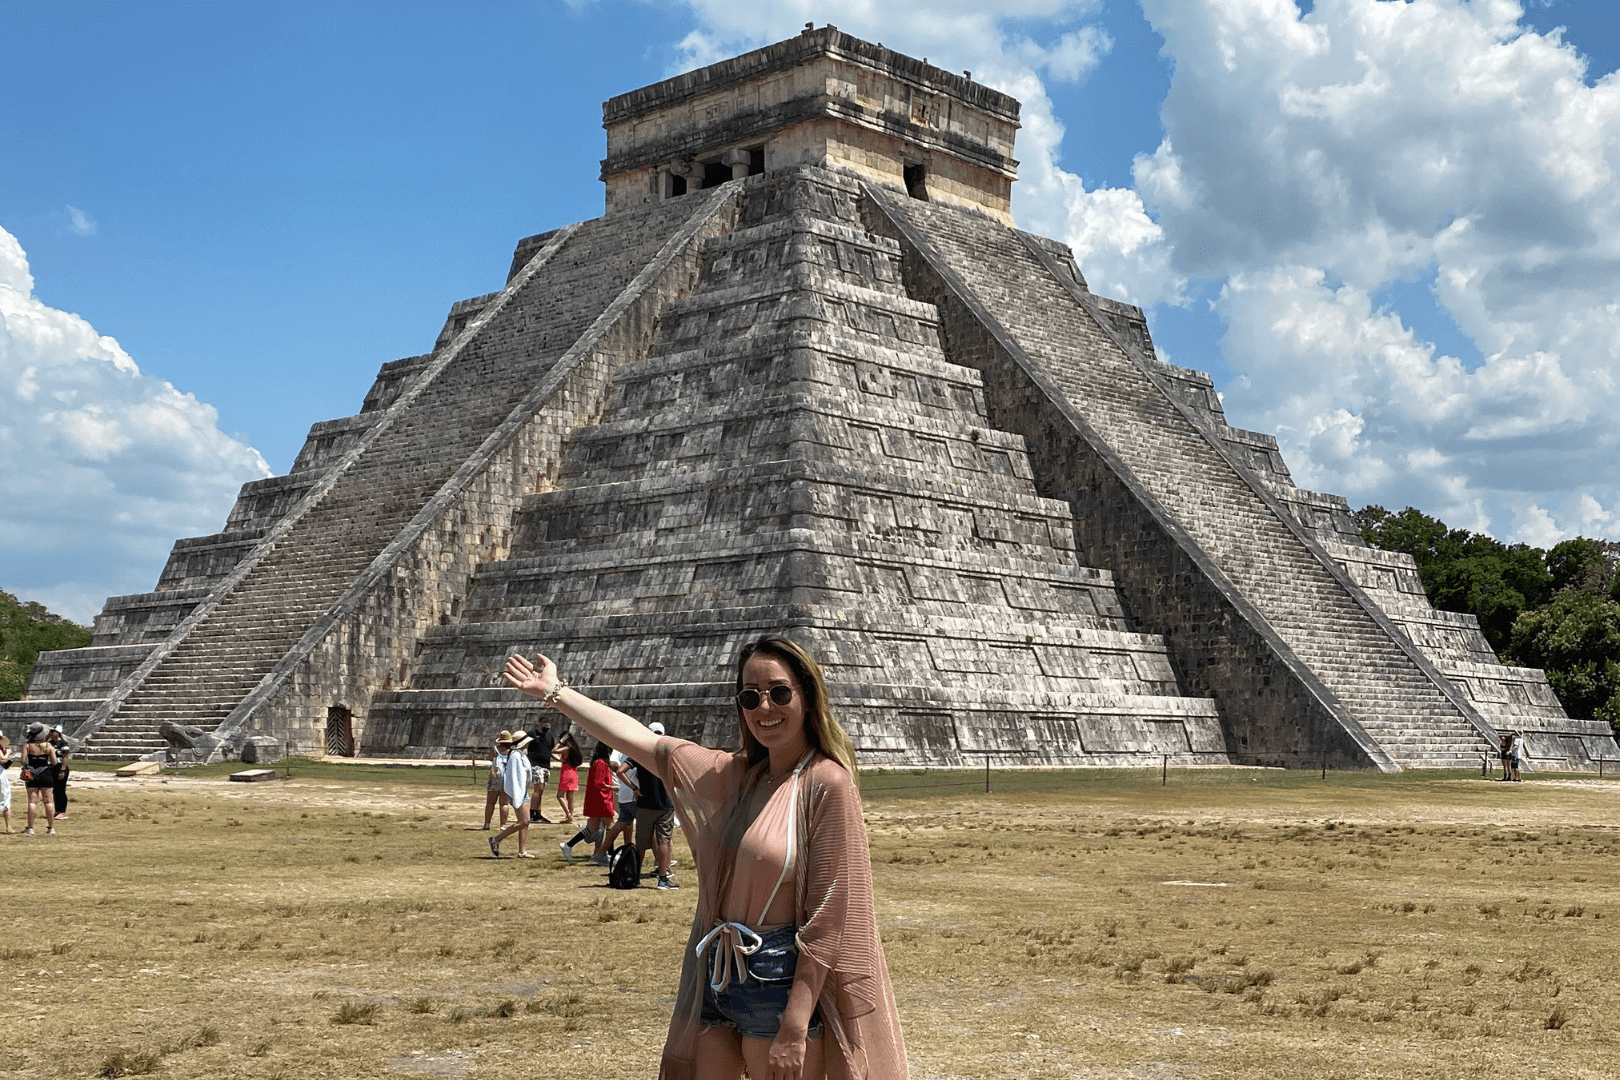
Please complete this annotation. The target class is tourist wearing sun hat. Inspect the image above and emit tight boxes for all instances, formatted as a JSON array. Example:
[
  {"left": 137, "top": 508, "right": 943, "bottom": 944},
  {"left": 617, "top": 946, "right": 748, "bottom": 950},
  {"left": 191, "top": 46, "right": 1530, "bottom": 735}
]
[
  {"left": 489, "top": 730, "right": 535, "bottom": 858},
  {"left": 20, "top": 722, "right": 59, "bottom": 835},
  {"left": 482, "top": 730, "right": 515, "bottom": 830}
]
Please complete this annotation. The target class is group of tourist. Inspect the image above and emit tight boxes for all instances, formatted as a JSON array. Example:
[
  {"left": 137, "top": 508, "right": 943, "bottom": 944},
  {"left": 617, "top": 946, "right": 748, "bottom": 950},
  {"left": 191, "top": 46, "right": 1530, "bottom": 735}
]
[
  {"left": 1498, "top": 729, "right": 1529, "bottom": 782},
  {"left": 477, "top": 712, "right": 680, "bottom": 888},
  {"left": 0, "top": 721, "right": 73, "bottom": 835}
]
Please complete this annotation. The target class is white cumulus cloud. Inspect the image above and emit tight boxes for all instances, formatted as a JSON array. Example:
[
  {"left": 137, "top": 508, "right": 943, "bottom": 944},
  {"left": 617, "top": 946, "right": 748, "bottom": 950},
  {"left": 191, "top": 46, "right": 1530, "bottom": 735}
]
[
  {"left": 0, "top": 225, "right": 270, "bottom": 624},
  {"left": 1137, "top": 0, "right": 1620, "bottom": 544},
  {"left": 670, "top": 0, "right": 1184, "bottom": 308}
]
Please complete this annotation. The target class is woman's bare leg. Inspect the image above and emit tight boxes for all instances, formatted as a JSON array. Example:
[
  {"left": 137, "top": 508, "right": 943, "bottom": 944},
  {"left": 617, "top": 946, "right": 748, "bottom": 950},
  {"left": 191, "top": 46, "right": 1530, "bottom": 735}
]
[
  {"left": 695, "top": 1026, "right": 745, "bottom": 1080},
  {"left": 482, "top": 788, "right": 500, "bottom": 829},
  {"left": 740, "top": 1033, "right": 824, "bottom": 1080}
]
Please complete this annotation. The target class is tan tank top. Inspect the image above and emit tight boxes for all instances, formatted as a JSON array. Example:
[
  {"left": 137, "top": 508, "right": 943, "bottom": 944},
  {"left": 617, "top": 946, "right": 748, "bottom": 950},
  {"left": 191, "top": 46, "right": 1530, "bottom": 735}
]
[{"left": 720, "top": 775, "right": 798, "bottom": 928}]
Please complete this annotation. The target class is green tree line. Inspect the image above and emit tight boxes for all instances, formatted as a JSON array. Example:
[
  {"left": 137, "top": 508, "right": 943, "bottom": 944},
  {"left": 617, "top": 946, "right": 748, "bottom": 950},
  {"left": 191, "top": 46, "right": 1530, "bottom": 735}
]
[
  {"left": 0, "top": 591, "right": 92, "bottom": 700},
  {"left": 1354, "top": 506, "right": 1620, "bottom": 735}
]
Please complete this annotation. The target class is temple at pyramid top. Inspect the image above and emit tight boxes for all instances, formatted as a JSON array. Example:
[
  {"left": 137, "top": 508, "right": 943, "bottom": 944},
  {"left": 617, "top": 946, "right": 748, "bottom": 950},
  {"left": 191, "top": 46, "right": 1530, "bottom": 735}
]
[{"left": 600, "top": 25, "right": 1021, "bottom": 223}]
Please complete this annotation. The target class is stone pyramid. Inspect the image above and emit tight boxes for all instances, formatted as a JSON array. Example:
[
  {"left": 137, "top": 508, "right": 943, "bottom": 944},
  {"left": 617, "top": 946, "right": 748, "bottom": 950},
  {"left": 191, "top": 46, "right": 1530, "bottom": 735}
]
[{"left": 7, "top": 27, "right": 1613, "bottom": 772}]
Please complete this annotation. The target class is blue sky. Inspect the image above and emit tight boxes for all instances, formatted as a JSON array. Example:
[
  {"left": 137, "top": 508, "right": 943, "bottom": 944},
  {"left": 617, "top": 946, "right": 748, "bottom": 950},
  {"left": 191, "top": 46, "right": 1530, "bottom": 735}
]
[{"left": 3, "top": 0, "right": 1619, "bottom": 622}]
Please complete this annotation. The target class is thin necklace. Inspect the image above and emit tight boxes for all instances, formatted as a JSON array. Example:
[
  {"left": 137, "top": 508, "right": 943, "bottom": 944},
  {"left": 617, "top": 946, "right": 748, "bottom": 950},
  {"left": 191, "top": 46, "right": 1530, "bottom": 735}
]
[{"left": 765, "top": 749, "right": 807, "bottom": 783}]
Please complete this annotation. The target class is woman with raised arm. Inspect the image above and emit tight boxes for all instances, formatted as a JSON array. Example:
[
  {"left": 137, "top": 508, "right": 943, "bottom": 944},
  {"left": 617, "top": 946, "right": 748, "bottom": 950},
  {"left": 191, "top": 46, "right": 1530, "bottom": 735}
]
[{"left": 505, "top": 636, "right": 906, "bottom": 1080}]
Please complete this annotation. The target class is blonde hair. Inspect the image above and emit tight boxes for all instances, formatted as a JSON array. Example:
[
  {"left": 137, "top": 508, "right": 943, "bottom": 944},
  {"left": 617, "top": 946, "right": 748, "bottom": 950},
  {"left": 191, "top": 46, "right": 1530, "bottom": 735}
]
[{"left": 734, "top": 636, "right": 857, "bottom": 776}]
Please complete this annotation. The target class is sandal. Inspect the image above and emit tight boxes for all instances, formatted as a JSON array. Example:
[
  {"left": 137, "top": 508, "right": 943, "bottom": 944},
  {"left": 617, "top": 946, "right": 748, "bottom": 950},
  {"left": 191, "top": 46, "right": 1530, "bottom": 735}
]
[{"left": 516, "top": 851, "right": 535, "bottom": 859}]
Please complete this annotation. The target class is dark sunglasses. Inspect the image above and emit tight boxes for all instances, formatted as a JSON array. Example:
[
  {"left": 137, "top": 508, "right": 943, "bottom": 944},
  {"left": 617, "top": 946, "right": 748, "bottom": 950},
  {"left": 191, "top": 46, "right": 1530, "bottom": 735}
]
[{"left": 735, "top": 685, "right": 796, "bottom": 711}]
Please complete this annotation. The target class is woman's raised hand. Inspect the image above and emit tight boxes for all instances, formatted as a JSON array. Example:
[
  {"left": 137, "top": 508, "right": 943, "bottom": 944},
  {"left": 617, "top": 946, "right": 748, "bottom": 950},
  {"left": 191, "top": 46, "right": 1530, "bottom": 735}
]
[{"left": 504, "top": 652, "right": 557, "bottom": 699}]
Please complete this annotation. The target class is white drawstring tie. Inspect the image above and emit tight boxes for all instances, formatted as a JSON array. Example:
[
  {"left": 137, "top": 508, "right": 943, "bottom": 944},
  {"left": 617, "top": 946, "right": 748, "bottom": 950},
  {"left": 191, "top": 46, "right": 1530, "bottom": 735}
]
[{"left": 695, "top": 921, "right": 763, "bottom": 992}]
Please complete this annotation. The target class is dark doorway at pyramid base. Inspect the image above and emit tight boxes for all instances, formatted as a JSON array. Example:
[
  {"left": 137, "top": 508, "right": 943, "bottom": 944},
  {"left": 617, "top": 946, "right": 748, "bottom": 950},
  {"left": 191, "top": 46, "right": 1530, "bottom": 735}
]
[{"left": 326, "top": 706, "right": 355, "bottom": 758}]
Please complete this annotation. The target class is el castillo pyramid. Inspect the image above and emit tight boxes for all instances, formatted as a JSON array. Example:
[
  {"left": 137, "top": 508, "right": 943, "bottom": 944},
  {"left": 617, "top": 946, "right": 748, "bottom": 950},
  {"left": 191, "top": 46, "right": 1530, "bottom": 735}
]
[{"left": 6, "top": 28, "right": 1615, "bottom": 772}]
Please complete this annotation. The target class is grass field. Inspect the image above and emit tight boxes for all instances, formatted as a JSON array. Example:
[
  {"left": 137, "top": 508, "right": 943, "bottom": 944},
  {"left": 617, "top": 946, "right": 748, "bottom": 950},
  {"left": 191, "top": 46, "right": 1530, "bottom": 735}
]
[{"left": 3, "top": 762, "right": 1616, "bottom": 1079}]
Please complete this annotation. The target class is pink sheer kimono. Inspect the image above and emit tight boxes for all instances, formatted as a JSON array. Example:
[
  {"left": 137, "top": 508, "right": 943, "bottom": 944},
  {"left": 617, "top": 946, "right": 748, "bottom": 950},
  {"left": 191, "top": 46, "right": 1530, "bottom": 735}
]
[{"left": 653, "top": 737, "right": 907, "bottom": 1080}]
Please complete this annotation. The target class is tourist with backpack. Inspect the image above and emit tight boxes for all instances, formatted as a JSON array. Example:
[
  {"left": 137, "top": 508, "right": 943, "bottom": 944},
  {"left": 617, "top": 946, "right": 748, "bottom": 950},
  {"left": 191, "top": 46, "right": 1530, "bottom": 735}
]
[
  {"left": 593, "top": 748, "right": 639, "bottom": 867},
  {"left": 503, "top": 635, "right": 907, "bottom": 1080},
  {"left": 629, "top": 721, "right": 678, "bottom": 890}
]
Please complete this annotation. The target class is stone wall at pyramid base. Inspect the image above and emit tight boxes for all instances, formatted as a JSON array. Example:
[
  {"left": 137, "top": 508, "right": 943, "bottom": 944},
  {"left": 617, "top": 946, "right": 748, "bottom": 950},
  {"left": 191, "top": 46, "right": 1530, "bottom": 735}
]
[
  {"left": 362, "top": 682, "right": 1232, "bottom": 768},
  {"left": 1327, "top": 540, "right": 1620, "bottom": 771}
]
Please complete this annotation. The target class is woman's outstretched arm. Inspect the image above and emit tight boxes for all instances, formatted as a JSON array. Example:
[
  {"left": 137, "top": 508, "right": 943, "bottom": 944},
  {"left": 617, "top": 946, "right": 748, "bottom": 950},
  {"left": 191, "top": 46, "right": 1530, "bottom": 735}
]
[{"left": 504, "top": 653, "right": 663, "bottom": 767}]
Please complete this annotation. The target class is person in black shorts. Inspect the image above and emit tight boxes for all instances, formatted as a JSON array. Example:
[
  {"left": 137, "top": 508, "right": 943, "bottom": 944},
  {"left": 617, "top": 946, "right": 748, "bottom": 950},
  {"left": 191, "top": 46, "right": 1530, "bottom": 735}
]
[
  {"left": 20, "top": 722, "right": 58, "bottom": 836},
  {"left": 527, "top": 722, "right": 556, "bottom": 824},
  {"left": 632, "top": 721, "right": 677, "bottom": 890}
]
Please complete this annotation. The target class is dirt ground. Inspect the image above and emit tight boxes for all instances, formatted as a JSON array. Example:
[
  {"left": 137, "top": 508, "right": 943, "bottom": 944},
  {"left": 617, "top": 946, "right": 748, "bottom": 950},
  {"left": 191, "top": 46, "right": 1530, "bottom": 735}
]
[{"left": 3, "top": 763, "right": 1616, "bottom": 1079}]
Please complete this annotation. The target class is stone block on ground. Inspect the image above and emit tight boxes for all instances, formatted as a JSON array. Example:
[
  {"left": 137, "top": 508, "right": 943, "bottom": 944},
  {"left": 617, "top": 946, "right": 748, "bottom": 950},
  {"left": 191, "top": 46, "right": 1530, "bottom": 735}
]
[
  {"left": 240, "top": 736, "right": 284, "bottom": 764},
  {"left": 228, "top": 769, "right": 278, "bottom": 783}
]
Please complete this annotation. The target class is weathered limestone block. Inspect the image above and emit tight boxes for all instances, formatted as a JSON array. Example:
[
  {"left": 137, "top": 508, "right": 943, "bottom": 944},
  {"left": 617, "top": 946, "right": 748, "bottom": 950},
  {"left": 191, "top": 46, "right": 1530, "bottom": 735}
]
[{"left": 240, "top": 736, "right": 284, "bottom": 765}]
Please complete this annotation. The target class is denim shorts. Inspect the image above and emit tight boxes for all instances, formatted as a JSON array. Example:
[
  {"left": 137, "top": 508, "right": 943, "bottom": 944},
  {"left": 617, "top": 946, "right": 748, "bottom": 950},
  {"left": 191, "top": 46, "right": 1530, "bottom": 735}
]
[{"left": 700, "top": 924, "right": 823, "bottom": 1040}]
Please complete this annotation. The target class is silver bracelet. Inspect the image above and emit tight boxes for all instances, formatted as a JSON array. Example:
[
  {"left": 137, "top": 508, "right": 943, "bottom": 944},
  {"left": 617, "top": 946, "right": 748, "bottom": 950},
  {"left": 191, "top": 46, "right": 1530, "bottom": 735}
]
[{"left": 539, "top": 680, "right": 569, "bottom": 709}]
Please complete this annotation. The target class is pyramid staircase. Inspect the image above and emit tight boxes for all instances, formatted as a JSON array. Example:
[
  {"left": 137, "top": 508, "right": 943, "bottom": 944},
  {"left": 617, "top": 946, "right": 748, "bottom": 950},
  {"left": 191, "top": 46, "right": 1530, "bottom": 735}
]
[
  {"left": 56, "top": 190, "right": 737, "bottom": 759},
  {"left": 866, "top": 187, "right": 1496, "bottom": 769},
  {"left": 365, "top": 169, "right": 1227, "bottom": 765}
]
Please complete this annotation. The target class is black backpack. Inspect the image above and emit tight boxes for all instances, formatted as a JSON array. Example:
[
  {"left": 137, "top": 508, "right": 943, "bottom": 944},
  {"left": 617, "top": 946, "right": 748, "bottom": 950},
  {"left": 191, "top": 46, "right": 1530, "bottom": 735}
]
[{"left": 607, "top": 843, "right": 641, "bottom": 890}]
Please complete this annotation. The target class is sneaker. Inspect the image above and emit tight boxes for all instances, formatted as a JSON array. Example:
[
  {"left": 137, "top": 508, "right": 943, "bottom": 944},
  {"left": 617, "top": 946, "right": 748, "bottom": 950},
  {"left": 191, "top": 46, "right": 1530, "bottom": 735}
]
[
  {"left": 559, "top": 842, "right": 574, "bottom": 863},
  {"left": 488, "top": 837, "right": 502, "bottom": 858},
  {"left": 536, "top": 815, "right": 553, "bottom": 824},
  {"left": 516, "top": 851, "right": 535, "bottom": 859},
  {"left": 21, "top": 828, "right": 34, "bottom": 836},
  {"left": 46, "top": 827, "right": 56, "bottom": 835},
  {"left": 588, "top": 852, "right": 611, "bottom": 867},
  {"left": 656, "top": 875, "right": 678, "bottom": 890}
]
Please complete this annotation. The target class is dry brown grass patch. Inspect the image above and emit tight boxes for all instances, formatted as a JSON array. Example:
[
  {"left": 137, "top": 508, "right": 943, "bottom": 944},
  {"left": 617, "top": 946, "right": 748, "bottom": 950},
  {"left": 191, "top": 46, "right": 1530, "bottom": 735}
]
[{"left": 16, "top": 765, "right": 1620, "bottom": 1079}]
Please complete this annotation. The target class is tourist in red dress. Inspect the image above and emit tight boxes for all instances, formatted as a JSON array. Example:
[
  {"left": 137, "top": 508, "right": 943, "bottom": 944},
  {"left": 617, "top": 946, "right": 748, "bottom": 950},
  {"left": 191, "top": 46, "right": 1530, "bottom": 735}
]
[{"left": 553, "top": 732, "right": 582, "bottom": 823}]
